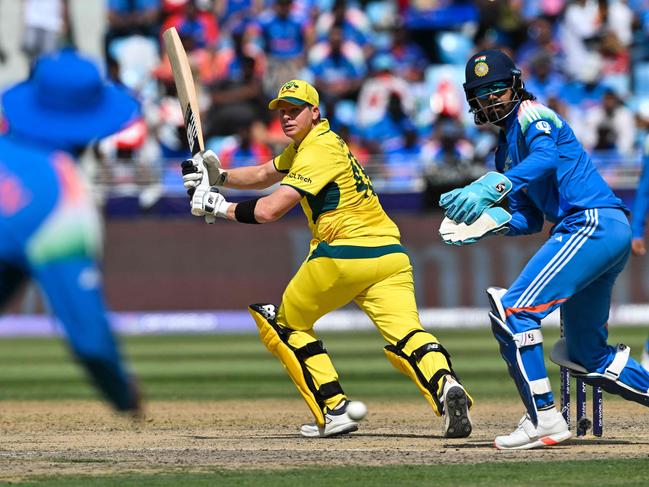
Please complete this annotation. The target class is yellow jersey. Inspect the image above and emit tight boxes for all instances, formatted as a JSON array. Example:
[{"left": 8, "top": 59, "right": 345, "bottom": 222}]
[{"left": 274, "top": 119, "right": 400, "bottom": 245}]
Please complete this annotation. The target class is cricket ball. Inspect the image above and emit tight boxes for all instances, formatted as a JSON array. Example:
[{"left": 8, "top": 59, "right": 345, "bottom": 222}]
[{"left": 346, "top": 400, "right": 368, "bottom": 421}]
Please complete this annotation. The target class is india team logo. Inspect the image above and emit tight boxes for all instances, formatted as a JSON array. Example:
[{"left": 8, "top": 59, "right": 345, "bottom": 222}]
[{"left": 474, "top": 62, "right": 489, "bottom": 77}]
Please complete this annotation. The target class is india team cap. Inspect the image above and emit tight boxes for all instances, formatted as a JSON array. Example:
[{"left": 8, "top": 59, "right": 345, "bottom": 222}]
[
  {"left": 268, "top": 79, "right": 319, "bottom": 109},
  {"left": 463, "top": 49, "right": 521, "bottom": 91}
]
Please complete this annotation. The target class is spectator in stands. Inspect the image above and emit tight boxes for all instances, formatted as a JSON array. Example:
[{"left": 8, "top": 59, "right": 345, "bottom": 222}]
[
  {"left": 212, "top": 27, "right": 266, "bottom": 81},
  {"left": 204, "top": 55, "right": 266, "bottom": 137},
  {"left": 362, "top": 91, "right": 416, "bottom": 154},
  {"left": 257, "top": 0, "right": 313, "bottom": 98},
  {"left": 21, "top": 0, "right": 74, "bottom": 69},
  {"left": 582, "top": 87, "right": 636, "bottom": 156},
  {"left": 559, "top": 52, "right": 608, "bottom": 130},
  {"left": 161, "top": 0, "right": 219, "bottom": 51},
  {"left": 474, "top": 0, "right": 527, "bottom": 51},
  {"left": 422, "top": 116, "right": 479, "bottom": 205},
  {"left": 314, "top": 0, "right": 372, "bottom": 57},
  {"left": 383, "top": 126, "right": 425, "bottom": 190},
  {"left": 219, "top": 121, "right": 272, "bottom": 169},
  {"left": 151, "top": 72, "right": 190, "bottom": 159},
  {"left": 385, "top": 23, "right": 428, "bottom": 82},
  {"left": 515, "top": 17, "right": 562, "bottom": 73},
  {"left": 423, "top": 117, "right": 475, "bottom": 173},
  {"left": 214, "top": 0, "right": 263, "bottom": 31},
  {"left": 523, "top": 51, "right": 564, "bottom": 105},
  {"left": 560, "top": 0, "right": 603, "bottom": 80},
  {"left": 309, "top": 24, "right": 365, "bottom": 114},
  {"left": 356, "top": 53, "right": 413, "bottom": 130},
  {"left": 598, "top": 30, "right": 630, "bottom": 75},
  {"left": 604, "top": 0, "right": 634, "bottom": 47},
  {"left": 338, "top": 123, "right": 371, "bottom": 166},
  {"left": 105, "top": 0, "right": 161, "bottom": 63}
]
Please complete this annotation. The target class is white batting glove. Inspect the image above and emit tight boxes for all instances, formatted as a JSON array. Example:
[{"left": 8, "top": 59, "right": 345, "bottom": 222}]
[
  {"left": 191, "top": 186, "right": 232, "bottom": 219},
  {"left": 181, "top": 149, "right": 226, "bottom": 190}
]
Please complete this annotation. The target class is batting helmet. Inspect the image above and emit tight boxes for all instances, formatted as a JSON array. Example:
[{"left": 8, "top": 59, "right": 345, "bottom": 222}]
[{"left": 463, "top": 49, "right": 523, "bottom": 125}]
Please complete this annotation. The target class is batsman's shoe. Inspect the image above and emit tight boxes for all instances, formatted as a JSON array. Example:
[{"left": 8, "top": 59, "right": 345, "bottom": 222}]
[
  {"left": 441, "top": 378, "right": 473, "bottom": 438},
  {"left": 494, "top": 408, "right": 571, "bottom": 450},
  {"left": 300, "top": 400, "right": 360, "bottom": 438}
]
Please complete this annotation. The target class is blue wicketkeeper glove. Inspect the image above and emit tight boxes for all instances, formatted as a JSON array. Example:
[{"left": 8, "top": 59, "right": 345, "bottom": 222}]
[
  {"left": 439, "top": 172, "right": 512, "bottom": 224},
  {"left": 439, "top": 207, "right": 512, "bottom": 245}
]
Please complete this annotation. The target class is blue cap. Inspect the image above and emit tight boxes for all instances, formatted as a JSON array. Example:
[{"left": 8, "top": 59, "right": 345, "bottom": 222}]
[
  {"left": 2, "top": 49, "right": 139, "bottom": 148},
  {"left": 464, "top": 49, "right": 520, "bottom": 92}
]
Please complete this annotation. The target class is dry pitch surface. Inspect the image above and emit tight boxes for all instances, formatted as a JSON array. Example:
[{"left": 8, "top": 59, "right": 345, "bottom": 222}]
[{"left": 1, "top": 399, "right": 647, "bottom": 482}]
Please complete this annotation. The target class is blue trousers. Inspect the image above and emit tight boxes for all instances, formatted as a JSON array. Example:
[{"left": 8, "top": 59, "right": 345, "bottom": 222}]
[{"left": 501, "top": 208, "right": 649, "bottom": 408}]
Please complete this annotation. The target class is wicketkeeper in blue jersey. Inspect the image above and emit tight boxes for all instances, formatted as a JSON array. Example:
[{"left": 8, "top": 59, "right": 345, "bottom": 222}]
[
  {"left": 0, "top": 49, "right": 142, "bottom": 415},
  {"left": 439, "top": 49, "right": 649, "bottom": 450},
  {"left": 630, "top": 134, "right": 649, "bottom": 370}
]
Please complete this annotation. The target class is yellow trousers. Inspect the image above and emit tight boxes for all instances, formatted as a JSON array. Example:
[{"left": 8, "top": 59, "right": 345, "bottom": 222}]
[{"left": 276, "top": 240, "right": 454, "bottom": 413}]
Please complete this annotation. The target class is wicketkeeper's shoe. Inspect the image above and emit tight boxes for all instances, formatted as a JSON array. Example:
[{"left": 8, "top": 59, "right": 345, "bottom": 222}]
[
  {"left": 441, "top": 377, "right": 473, "bottom": 438},
  {"left": 494, "top": 408, "right": 571, "bottom": 450},
  {"left": 300, "top": 400, "right": 360, "bottom": 438}
]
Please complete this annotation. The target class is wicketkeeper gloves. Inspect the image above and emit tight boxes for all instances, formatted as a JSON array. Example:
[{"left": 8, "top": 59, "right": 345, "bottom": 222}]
[
  {"left": 439, "top": 171, "right": 512, "bottom": 225},
  {"left": 439, "top": 206, "right": 511, "bottom": 245}
]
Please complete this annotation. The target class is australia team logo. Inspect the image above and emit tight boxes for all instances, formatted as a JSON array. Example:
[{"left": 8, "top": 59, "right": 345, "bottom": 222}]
[{"left": 280, "top": 80, "right": 299, "bottom": 94}]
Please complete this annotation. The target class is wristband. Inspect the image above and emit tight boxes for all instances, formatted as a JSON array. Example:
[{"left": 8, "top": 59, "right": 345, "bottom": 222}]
[{"left": 234, "top": 198, "right": 261, "bottom": 224}]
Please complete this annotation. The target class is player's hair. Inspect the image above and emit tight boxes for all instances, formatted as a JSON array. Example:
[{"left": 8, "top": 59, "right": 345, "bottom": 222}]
[{"left": 517, "top": 77, "right": 536, "bottom": 102}]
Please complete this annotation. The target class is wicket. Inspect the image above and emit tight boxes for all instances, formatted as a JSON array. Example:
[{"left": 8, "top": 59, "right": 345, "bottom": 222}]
[{"left": 559, "top": 309, "right": 603, "bottom": 437}]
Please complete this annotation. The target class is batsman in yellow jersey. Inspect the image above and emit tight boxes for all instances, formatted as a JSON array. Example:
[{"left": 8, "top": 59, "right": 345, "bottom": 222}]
[{"left": 181, "top": 80, "right": 473, "bottom": 438}]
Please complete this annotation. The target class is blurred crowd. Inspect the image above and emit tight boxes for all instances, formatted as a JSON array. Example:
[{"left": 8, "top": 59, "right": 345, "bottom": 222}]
[{"left": 4, "top": 0, "right": 649, "bottom": 203}]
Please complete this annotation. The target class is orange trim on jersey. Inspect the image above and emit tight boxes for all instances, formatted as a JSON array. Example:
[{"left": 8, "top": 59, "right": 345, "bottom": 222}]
[{"left": 505, "top": 298, "right": 569, "bottom": 317}]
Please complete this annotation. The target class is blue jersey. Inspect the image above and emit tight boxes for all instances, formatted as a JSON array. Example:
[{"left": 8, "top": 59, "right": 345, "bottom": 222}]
[
  {"left": 631, "top": 136, "right": 649, "bottom": 238},
  {"left": 259, "top": 13, "right": 306, "bottom": 58},
  {"left": 495, "top": 100, "right": 627, "bottom": 236},
  {"left": 0, "top": 136, "right": 101, "bottom": 267}
]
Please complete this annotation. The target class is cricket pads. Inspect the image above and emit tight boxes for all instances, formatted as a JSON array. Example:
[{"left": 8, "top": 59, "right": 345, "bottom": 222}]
[{"left": 249, "top": 304, "right": 343, "bottom": 427}]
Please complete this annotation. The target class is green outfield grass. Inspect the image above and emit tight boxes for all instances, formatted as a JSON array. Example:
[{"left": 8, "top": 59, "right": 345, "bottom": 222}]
[
  {"left": 16, "top": 459, "right": 649, "bottom": 487},
  {"left": 0, "top": 326, "right": 646, "bottom": 402}
]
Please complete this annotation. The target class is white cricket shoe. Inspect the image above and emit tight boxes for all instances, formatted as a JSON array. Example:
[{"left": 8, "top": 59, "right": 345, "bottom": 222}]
[
  {"left": 300, "top": 400, "right": 360, "bottom": 438},
  {"left": 641, "top": 339, "right": 649, "bottom": 371},
  {"left": 441, "top": 377, "right": 472, "bottom": 438},
  {"left": 494, "top": 408, "right": 571, "bottom": 450}
]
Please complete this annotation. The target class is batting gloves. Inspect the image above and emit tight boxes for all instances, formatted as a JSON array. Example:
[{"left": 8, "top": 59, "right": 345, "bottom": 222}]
[
  {"left": 181, "top": 149, "right": 226, "bottom": 190},
  {"left": 440, "top": 172, "right": 512, "bottom": 224},
  {"left": 192, "top": 186, "right": 232, "bottom": 219}
]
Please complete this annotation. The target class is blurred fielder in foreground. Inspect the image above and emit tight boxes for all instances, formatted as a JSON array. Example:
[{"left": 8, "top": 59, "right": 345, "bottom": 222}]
[
  {"left": 183, "top": 79, "right": 473, "bottom": 438},
  {"left": 439, "top": 49, "right": 649, "bottom": 449},
  {"left": 0, "top": 49, "right": 142, "bottom": 415},
  {"left": 629, "top": 134, "right": 649, "bottom": 370}
]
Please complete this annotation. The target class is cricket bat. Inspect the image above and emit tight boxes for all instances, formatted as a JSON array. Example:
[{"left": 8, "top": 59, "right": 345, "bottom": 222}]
[{"left": 162, "top": 26, "right": 216, "bottom": 223}]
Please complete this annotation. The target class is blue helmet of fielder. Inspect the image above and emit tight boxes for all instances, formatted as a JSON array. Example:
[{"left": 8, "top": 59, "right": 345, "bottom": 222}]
[
  {"left": 463, "top": 49, "right": 523, "bottom": 125},
  {"left": 2, "top": 48, "right": 139, "bottom": 148}
]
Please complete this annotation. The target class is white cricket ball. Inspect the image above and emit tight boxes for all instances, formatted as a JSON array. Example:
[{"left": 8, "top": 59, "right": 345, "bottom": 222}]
[{"left": 346, "top": 400, "right": 368, "bottom": 421}]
